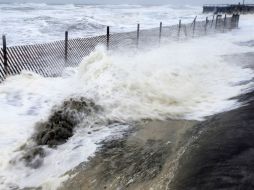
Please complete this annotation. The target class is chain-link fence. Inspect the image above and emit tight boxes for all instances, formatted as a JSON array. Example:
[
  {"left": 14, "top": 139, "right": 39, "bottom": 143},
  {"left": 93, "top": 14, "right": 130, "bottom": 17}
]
[{"left": 0, "top": 14, "right": 240, "bottom": 82}]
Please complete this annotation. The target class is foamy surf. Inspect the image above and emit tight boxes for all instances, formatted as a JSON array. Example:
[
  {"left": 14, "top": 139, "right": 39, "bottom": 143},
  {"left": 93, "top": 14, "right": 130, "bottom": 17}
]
[
  {"left": 76, "top": 41, "right": 253, "bottom": 121},
  {"left": 0, "top": 15, "right": 254, "bottom": 190},
  {"left": 0, "top": 3, "right": 204, "bottom": 46}
]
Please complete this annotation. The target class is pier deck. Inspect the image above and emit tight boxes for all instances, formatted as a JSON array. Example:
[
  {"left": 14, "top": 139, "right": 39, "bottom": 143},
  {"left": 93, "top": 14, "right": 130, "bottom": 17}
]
[{"left": 203, "top": 4, "right": 254, "bottom": 14}]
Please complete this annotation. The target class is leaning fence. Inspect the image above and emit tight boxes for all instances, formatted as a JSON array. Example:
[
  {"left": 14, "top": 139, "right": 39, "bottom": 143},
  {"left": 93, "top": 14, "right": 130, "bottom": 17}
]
[{"left": 0, "top": 14, "right": 240, "bottom": 83}]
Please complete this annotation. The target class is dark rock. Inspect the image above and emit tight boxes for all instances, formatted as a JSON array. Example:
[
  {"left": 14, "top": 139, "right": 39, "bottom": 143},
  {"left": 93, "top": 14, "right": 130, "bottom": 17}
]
[
  {"left": 19, "top": 97, "right": 102, "bottom": 169},
  {"left": 34, "top": 97, "right": 101, "bottom": 147},
  {"left": 21, "top": 147, "right": 45, "bottom": 169}
]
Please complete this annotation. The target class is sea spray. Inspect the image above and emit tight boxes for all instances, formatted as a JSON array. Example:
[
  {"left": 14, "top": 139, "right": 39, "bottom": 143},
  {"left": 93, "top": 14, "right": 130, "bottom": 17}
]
[
  {"left": 0, "top": 4, "right": 203, "bottom": 46},
  {"left": 76, "top": 42, "right": 253, "bottom": 121},
  {"left": 11, "top": 98, "right": 103, "bottom": 170},
  {"left": 0, "top": 72, "right": 128, "bottom": 189},
  {"left": 0, "top": 95, "right": 128, "bottom": 189},
  {"left": 0, "top": 24, "right": 254, "bottom": 189}
]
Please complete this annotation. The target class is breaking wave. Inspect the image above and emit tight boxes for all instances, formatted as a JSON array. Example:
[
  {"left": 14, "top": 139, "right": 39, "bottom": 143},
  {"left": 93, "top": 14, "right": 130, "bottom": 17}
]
[{"left": 0, "top": 15, "right": 254, "bottom": 189}]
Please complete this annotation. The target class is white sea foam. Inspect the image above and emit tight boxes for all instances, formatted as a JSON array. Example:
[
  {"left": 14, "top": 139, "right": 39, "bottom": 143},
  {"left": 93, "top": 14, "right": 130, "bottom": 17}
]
[
  {"left": 76, "top": 41, "right": 253, "bottom": 121},
  {"left": 0, "top": 3, "right": 204, "bottom": 46},
  {"left": 0, "top": 71, "right": 129, "bottom": 189},
  {"left": 0, "top": 13, "right": 253, "bottom": 190}
]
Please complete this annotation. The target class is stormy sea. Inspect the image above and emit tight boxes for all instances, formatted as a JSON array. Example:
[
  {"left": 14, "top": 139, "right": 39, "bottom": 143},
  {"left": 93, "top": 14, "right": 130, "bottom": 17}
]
[{"left": 0, "top": 3, "right": 254, "bottom": 190}]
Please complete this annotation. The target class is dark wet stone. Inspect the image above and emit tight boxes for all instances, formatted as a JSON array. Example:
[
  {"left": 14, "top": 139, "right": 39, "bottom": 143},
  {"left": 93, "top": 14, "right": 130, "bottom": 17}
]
[
  {"left": 18, "top": 97, "right": 102, "bottom": 169},
  {"left": 21, "top": 147, "right": 45, "bottom": 169},
  {"left": 36, "top": 123, "right": 73, "bottom": 146},
  {"left": 34, "top": 98, "right": 101, "bottom": 147}
]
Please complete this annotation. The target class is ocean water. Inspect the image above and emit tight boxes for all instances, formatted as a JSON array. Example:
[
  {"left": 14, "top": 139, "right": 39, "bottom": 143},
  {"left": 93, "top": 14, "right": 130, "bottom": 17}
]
[
  {"left": 0, "top": 3, "right": 205, "bottom": 46},
  {"left": 0, "top": 3, "right": 254, "bottom": 190}
]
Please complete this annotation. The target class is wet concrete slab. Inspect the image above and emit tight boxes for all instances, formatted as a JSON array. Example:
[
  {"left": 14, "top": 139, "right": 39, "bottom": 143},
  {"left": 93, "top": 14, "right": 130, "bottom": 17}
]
[{"left": 59, "top": 120, "right": 197, "bottom": 190}]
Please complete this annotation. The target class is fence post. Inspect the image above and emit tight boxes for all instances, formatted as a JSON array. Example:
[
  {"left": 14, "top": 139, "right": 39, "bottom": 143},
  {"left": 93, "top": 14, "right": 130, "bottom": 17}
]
[
  {"left": 236, "top": 14, "right": 240, "bottom": 28},
  {"left": 178, "top": 20, "right": 181, "bottom": 38},
  {"left": 192, "top": 16, "right": 197, "bottom": 37},
  {"left": 64, "top": 31, "right": 68, "bottom": 64},
  {"left": 231, "top": 14, "right": 235, "bottom": 29},
  {"left": 2, "top": 35, "right": 8, "bottom": 73},
  {"left": 159, "top": 22, "right": 162, "bottom": 44},
  {"left": 107, "top": 26, "right": 110, "bottom": 50},
  {"left": 233, "top": 14, "right": 239, "bottom": 28},
  {"left": 205, "top": 17, "right": 208, "bottom": 34},
  {"left": 137, "top": 23, "right": 140, "bottom": 48},
  {"left": 231, "top": 14, "right": 239, "bottom": 29}
]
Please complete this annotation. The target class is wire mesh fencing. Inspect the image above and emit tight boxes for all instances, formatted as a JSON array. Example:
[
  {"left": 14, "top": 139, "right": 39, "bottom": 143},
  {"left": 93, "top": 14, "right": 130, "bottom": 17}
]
[{"left": 0, "top": 14, "right": 240, "bottom": 82}]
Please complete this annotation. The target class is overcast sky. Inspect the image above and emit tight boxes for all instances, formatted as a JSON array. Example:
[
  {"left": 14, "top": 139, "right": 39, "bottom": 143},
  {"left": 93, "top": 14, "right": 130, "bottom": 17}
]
[{"left": 0, "top": 0, "right": 253, "bottom": 5}]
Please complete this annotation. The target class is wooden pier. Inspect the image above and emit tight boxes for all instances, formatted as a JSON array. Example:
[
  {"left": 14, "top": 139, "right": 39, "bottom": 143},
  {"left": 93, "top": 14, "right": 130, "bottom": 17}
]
[{"left": 203, "top": 4, "right": 254, "bottom": 14}]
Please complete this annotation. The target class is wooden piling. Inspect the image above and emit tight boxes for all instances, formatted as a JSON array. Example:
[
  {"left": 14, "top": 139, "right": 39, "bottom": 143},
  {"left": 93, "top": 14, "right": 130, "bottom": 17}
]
[
  {"left": 205, "top": 17, "right": 209, "bottom": 34},
  {"left": 236, "top": 14, "right": 240, "bottom": 28},
  {"left": 232, "top": 14, "right": 239, "bottom": 29},
  {"left": 231, "top": 14, "right": 236, "bottom": 29},
  {"left": 223, "top": 14, "right": 227, "bottom": 32}
]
